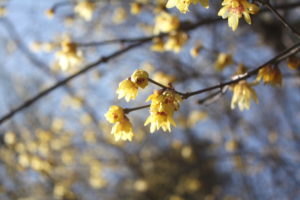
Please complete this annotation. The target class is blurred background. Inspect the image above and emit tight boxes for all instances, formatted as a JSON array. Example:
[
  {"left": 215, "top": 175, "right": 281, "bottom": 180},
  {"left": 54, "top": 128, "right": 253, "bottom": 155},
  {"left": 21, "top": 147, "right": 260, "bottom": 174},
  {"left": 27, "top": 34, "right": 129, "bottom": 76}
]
[{"left": 0, "top": 0, "right": 300, "bottom": 199}]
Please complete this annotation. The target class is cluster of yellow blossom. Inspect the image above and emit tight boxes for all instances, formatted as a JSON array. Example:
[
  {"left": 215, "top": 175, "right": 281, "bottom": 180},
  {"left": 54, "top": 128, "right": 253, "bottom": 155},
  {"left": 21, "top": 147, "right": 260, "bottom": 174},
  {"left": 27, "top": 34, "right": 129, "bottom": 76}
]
[
  {"left": 145, "top": 89, "right": 182, "bottom": 133},
  {"left": 116, "top": 69, "right": 149, "bottom": 102},
  {"left": 256, "top": 65, "right": 282, "bottom": 86},
  {"left": 105, "top": 69, "right": 183, "bottom": 141},
  {"left": 151, "top": 32, "right": 188, "bottom": 53},
  {"left": 165, "top": 0, "right": 260, "bottom": 31},
  {"left": 166, "top": 0, "right": 209, "bottom": 14},
  {"left": 153, "top": 12, "right": 180, "bottom": 34},
  {"left": 105, "top": 105, "right": 134, "bottom": 141},
  {"left": 55, "top": 39, "right": 83, "bottom": 71},
  {"left": 74, "top": 0, "right": 96, "bottom": 21}
]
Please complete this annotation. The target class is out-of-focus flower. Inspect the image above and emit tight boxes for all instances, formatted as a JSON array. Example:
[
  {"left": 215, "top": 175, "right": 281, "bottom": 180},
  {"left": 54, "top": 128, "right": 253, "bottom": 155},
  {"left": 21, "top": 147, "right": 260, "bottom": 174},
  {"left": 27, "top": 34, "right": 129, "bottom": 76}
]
[
  {"left": 231, "top": 80, "right": 258, "bottom": 111},
  {"left": 131, "top": 2, "right": 142, "bottom": 15},
  {"left": 0, "top": 6, "right": 7, "bottom": 17},
  {"left": 256, "top": 65, "right": 282, "bottom": 86},
  {"left": 55, "top": 39, "right": 83, "bottom": 71},
  {"left": 218, "top": 0, "right": 259, "bottom": 31},
  {"left": 105, "top": 106, "right": 134, "bottom": 141},
  {"left": 153, "top": 12, "right": 180, "bottom": 34},
  {"left": 151, "top": 37, "right": 165, "bottom": 52},
  {"left": 164, "top": 31, "right": 188, "bottom": 53},
  {"left": 215, "top": 53, "right": 233, "bottom": 71},
  {"left": 116, "top": 79, "right": 139, "bottom": 102},
  {"left": 74, "top": 0, "right": 95, "bottom": 21},
  {"left": 131, "top": 69, "right": 149, "bottom": 88},
  {"left": 190, "top": 43, "right": 203, "bottom": 58},
  {"left": 111, "top": 117, "right": 134, "bottom": 141},
  {"left": 166, "top": 0, "right": 209, "bottom": 13},
  {"left": 287, "top": 56, "right": 300, "bottom": 70},
  {"left": 145, "top": 90, "right": 182, "bottom": 133},
  {"left": 45, "top": 8, "right": 55, "bottom": 19},
  {"left": 113, "top": 7, "right": 127, "bottom": 24},
  {"left": 153, "top": 71, "right": 176, "bottom": 86}
]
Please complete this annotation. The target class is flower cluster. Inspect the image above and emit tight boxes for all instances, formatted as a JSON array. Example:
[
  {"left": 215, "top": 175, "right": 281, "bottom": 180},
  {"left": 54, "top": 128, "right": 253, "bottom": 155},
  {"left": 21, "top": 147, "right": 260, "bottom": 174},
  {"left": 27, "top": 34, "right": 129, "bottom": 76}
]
[
  {"left": 55, "top": 39, "right": 83, "bottom": 71},
  {"left": 165, "top": 0, "right": 260, "bottom": 31},
  {"left": 105, "top": 105, "right": 134, "bottom": 141},
  {"left": 116, "top": 69, "right": 149, "bottom": 102},
  {"left": 153, "top": 12, "right": 180, "bottom": 34},
  {"left": 106, "top": 69, "right": 183, "bottom": 141},
  {"left": 145, "top": 90, "right": 182, "bottom": 133}
]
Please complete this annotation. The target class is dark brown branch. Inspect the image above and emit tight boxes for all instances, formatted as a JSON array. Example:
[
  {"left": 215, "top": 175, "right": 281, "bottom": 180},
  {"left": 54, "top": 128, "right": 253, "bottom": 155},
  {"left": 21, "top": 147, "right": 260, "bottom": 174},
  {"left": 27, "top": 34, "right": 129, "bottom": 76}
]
[
  {"left": 0, "top": 40, "right": 150, "bottom": 125},
  {"left": 182, "top": 42, "right": 300, "bottom": 99},
  {"left": 259, "top": 0, "right": 300, "bottom": 39}
]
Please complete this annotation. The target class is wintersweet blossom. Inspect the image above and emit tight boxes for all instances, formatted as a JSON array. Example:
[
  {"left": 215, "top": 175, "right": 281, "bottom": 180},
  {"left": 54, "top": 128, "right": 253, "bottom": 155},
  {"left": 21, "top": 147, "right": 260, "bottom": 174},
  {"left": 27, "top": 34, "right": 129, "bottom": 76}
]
[
  {"left": 256, "top": 65, "right": 282, "bottom": 86},
  {"left": 218, "top": 0, "right": 259, "bottom": 31},
  {"left": 231, "top": 80, "right": 258, "bottom": 111},
  {"left": 105, "top": 106, "right": 134, "bottom": 141},
  {"left": 144, "top": 90, "right": 182, "bottom": 133},
  {"left": 116, "top": 79, "right": 139, "bottom": 102},
  {"left": 116, "top": 70, "right": 149, "bottom": 102}
]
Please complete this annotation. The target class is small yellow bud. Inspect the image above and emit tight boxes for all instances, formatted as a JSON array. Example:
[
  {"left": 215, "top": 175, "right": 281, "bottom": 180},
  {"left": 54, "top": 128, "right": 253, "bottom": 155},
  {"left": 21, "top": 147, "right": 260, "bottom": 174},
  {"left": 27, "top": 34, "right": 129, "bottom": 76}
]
[{"left": 131, "top": 69, "right": 149, "bottom": 89}]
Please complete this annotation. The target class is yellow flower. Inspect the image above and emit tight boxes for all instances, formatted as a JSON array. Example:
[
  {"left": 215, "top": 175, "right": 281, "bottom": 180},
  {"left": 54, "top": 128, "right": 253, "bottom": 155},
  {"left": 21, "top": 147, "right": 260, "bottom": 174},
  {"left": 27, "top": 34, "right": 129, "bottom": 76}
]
[
  {"left": 153, "top": 12, "right": 180, "bottom": 34},
  {"left": 105, "top": 106, "right": 134, "bottom": 141},
  {"left": 131, "top": 2, "right": 142, "bottom": 15},
  {"left": 111, "top": 117, "right": 134, "bottom": 141},
  {"left": 256, "top": 65, "right": 282, "bottom": 86},
  {"left": 166, "top": 0, "right": 209, "bottom": 14},
  {"left": 231, "top": 80, "right": 258, "bottom": 111},
  {"left": 164, "top": 31, "right": 188, "bottom": 53},
  {"left": 144, "top": 90, "right": 182, "bottom": 133},
  {"left": 215, "top": 53, "right": 233, "bottom": 71},
  {"left": 116, "top": 79, "right": 138, "bottom": 102},
  {"left": 287, "top": 56, "right": 300, "bottom": 70},
  {"left": 105, "top": 105, "right": 125, "bottom": 123},
  {"left": 131, "top": 69, "right": 149, "bottom": 89},
  {"left": 218, "top": 0, "right": 259, "bottom": 31},
  {"left": 55, "top": 40, "right": 83, "bottom": 71},
  {"left": 74, "top": 0, "right": 95, "bottom": 21}
]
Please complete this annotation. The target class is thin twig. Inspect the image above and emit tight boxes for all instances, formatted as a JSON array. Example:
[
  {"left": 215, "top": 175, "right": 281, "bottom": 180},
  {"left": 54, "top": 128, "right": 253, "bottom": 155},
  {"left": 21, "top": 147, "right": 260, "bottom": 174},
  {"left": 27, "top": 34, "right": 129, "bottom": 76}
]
[
  {"left": 124, "top": 105, "right": 150, "bottom": 114},
  {"left": 259, "top": 0, "right": 300, "bottom": 39}
]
